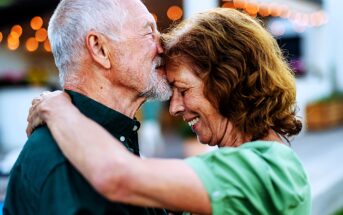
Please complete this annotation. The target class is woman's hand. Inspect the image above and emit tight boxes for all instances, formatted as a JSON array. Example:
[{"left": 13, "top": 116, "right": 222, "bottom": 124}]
[{"left": 26, "top": 90, "right": 72, "bottom": 136}]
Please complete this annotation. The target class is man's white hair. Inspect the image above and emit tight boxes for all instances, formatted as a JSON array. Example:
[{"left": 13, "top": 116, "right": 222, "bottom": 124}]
[{"left": 48, "top": 0, "right": 127, "bottom": 87}]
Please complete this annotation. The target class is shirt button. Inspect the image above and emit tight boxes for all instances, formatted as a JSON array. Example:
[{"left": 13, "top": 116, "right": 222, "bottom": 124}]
[
  {"left": 133, "top": 125, "right": 138, "bottom": 131},
  {"left": 120, "top": 136, "right": 126, "bottom": 142}
]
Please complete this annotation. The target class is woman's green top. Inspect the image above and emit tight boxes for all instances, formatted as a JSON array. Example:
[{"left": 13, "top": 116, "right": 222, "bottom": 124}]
[{"left": 185, "top": 141, "right": 311, "bottom": 215}]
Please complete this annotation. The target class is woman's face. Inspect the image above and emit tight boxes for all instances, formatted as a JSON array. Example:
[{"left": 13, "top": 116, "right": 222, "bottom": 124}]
[{"left": 167, "top": 63, "right": 229, "bottom": 146}]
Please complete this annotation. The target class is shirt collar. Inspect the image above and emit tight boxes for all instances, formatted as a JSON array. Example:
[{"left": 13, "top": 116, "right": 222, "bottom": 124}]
[{"left": 65, "top": 90, "right": 141, "bottom": 139}]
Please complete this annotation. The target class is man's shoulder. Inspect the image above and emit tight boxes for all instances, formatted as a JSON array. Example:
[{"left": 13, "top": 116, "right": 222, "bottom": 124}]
[{"left": 11, "top": 125, "right": 67, "bottom": 190}]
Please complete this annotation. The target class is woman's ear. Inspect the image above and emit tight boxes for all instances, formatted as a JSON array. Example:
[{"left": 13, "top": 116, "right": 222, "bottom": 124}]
[{"left": 85, "top": 31, "right": 111, "bottom": 70}]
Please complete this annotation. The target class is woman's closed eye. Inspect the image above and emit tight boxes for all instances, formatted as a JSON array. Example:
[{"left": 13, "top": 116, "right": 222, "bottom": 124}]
[{"left": 178, "top": 88, "right": 188, "bottom": 96}]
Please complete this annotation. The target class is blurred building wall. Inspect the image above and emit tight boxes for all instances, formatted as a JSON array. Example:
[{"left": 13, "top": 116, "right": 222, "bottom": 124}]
[
  {"left": 325, "top": 0, "right": 343, "bottom": 91},
  {"left": 183, "top": 0, "right": 218, "bottom": 18},
  {"left": 0, "top": 49, "right": 28, "bottom": 78}
]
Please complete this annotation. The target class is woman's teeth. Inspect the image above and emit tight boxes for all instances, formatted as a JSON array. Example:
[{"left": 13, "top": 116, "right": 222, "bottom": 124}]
[{"left": 188, "top": 117, "right": 199, "bottom": 126}]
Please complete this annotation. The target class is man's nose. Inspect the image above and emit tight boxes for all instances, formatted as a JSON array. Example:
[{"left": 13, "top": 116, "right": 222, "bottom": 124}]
[{"left": 169, "top": 92, "right": 184, "bottom": 116}]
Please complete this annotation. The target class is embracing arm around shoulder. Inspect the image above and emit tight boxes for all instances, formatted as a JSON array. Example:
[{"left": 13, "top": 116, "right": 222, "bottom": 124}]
[{"left": 33, "top": 93, "right": 211, "bottom": 214}]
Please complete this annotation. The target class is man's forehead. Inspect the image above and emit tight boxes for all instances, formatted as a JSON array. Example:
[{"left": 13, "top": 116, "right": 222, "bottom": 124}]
[
  {"left": 124, "top": 2, "right": 156, "bottom": 27},
  {"left": 123, "top": 0, "right": 150, "bottom": 16}
]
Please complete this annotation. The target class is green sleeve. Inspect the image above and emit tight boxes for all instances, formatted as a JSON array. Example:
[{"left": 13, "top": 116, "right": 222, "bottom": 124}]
[{"left": 185, "top": 142, "right": 311, "bottom": 215}]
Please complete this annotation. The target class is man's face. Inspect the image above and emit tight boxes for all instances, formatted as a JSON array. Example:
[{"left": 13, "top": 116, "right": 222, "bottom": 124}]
[{"left": 111, "top": 0, "right": 171, "bottom": 101}]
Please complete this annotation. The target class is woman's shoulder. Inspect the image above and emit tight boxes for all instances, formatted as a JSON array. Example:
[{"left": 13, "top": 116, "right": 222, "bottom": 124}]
[{"left": 185, "top": 140, "right": 311, "bottom": 215}]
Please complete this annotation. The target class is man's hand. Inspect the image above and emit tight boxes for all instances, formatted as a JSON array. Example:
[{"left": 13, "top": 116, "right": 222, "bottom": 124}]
[{"left": 26, "top": 90, "right": 71, "bottom": 136}]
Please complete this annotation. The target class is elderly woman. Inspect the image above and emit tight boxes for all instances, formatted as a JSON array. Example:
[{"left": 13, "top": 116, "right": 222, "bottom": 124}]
[{"left": 27, "top": 8, "right": 310, "bottom": 215}]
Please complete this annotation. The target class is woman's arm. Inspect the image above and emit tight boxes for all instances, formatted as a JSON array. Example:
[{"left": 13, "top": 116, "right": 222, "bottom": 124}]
[{"left": 28, "top": 91, "right": 211, "bottom": 214}]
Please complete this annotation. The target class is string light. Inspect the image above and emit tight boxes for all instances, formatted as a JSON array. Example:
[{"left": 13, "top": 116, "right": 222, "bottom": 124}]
[
  {"left": 221, "top": 0, "right": 328, "bottom": 30},
  {"left": 1, "top": 2, "right": 329, "bottom": 53}
]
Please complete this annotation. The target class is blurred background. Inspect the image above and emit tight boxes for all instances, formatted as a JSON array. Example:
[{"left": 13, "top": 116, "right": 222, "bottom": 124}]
[{"left": 0, "top": 0, "right": 342, "bottom": 214}]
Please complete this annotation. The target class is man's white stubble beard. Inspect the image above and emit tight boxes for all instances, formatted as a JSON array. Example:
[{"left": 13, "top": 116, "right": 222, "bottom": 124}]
[{"left": 139, "top": 58, "right": 172, "bottom": 101}]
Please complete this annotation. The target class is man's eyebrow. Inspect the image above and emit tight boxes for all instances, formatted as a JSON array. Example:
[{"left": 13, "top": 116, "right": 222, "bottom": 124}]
[
  {"left": 143, "top": 21, "right": 157, "bottom": 30},
  {"left": 168, "top": 80, "right": 175, "bottom": 86}
]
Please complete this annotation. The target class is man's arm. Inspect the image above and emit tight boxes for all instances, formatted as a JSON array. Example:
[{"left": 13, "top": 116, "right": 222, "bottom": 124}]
[{"left": 29, "top": 92, "right": 211, "bottom": 214}]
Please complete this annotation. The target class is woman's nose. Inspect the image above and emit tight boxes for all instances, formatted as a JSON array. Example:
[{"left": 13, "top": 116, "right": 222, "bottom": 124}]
[{"left": 169, "top": 92, "right": 184, "bottom": 116}]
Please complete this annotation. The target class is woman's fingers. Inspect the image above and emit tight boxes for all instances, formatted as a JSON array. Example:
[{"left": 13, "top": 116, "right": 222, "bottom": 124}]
[
  {"left": 26, "top": 90, "right": 70, "bottom": 137},
  {"left": 26, "top": 92, "right": 48, "bottom": 136}
]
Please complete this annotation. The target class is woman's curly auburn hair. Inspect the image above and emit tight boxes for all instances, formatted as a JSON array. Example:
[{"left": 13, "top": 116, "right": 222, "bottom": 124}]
[{"left": 162, "top": 8, "right": 302, "bottom": 142}]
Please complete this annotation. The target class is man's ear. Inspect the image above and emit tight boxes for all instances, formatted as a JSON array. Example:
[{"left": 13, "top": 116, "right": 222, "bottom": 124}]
[{"left": 85, "top": 31, "right": 111, "bottom": 70}]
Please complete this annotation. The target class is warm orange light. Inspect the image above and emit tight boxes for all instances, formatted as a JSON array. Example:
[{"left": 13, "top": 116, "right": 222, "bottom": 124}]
[
  {"left": 245, "top": 1, "right": 259, "bottom": 16},
  {"left": 35, "top": 28, "right": 48, "bottom": 42},
  {"left": 222, "top": 2, "right": 235, "bottom": 9},
  {"left": 7, "top": 35, "right": 20, "bottom": 50},
  {"left": 8, "top": 42, "right": 20, "bottom": 50},
  {"left": 258, "top": 3, "right": 270, "bottom": 17},
  {"left": 26, "top": 37, "right": 39, "bottom": 52},
  {"left": 270, "top": 3, "right": 282, "bottom": 17},
  {"left": 10, "top": 25, "right": 23, "bottom": 38},
  {"left": 151, "top": 13, "right": 158, "bottom": 22},
  {"left": 292, "top": 12, "right": 303, "bottom": 25},
  {"left": 233, "top": 0, "right": 247, "bottom": 9},
  {"left": 43, "top": 39, "right": 51, "bottom": 52},
  {"left": 7, "top": 35, "right": 18, "bottom": 46},
  {"left": 280, "top": 5, "right": 290, "bottom": 18},
  {"left": 310, "top": 12, "right": 319, "bottom": 26},
  {"left": 31, "top": 16, "right": 43, "bottom": 30},
  {"left": 310, "top": 11, "right": 327, "bottom": 27},
  {"left": 0, "top": 32, "right": 3, "bottom": 43},
  {"left": 301, "top": 14, "right": 310, "bottom": 26},
  {"left": 167, "top": 5, "right": 183, "bottom": 21}
]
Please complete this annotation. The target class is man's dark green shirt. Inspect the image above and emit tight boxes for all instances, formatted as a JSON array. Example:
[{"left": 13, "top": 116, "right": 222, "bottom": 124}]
[{"left": 3, "top": 91, "right": 166, "bottom": 215}]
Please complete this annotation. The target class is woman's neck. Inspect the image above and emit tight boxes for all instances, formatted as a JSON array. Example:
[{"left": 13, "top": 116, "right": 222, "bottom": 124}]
[
  {"left": 261, "top": 129, "right": 284, "bottom": 144},
  {"left": 220, "top": 126, "right": 283, "bottom": 148}
]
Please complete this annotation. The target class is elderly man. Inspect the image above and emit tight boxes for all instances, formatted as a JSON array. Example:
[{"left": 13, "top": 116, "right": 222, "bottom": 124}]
[{"left": 3, "top": 0, "right": 171, "bottom": 214}]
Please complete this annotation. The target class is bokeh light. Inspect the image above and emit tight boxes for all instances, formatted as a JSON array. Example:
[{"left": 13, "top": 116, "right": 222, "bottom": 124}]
[
  {"left": 35, "top": 28, "right": 48, "bottom": 42},
  {"left": 222, "top": 2, "right": 235, "bottom": 9},
  {"left": 30, "top": 16, "right": 43, "bottom": 30},
  {"left": 26, "top": 37, "right": 39, "bottom": 52},
  {"left": 7, "top": 34, "right": 20, "bottom": 50},
  {"left": 43, "top": 39, "right": 51, "bottom": 52},
  {"left": 245, "top": 1, "right": 259, "bottom": 16},
  {"left": 167, "top": 5, "right": 183, "bottom": 21},
  {"left": 151, "top": 13, "right": 158, "bottom": 22},
  {"left": 10, "top": 25, "right": 23, "bottom": 38},
  {"left": 270, "top": 3, "right": 282, "bottom": 17},
  {"left": 258, "top": 3, "right": 270, "bottom": 17},
  {"left": 233, "top": 0, "right": 247, "bottom": 9}
]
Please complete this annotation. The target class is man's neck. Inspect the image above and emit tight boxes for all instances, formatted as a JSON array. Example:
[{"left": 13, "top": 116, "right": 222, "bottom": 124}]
[{"left": 64, "top": 83, "right": 146, "bottom": 119}]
